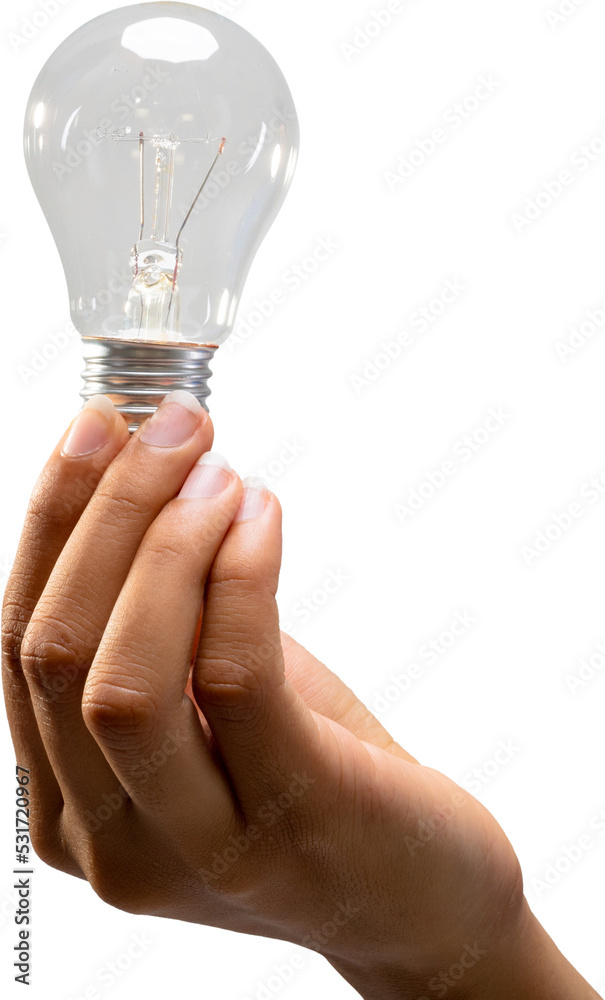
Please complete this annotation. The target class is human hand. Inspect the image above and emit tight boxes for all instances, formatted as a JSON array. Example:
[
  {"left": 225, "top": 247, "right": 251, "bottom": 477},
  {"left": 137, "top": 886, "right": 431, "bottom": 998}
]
[{"left": 2, "top": 392, "right": 600, "bottom": 999}]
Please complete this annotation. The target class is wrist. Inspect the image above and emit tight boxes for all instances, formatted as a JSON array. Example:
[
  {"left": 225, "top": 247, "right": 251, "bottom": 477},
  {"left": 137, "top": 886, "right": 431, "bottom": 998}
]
[{"left": 328, "top": 898, "right": 600, "bottom": 1000}]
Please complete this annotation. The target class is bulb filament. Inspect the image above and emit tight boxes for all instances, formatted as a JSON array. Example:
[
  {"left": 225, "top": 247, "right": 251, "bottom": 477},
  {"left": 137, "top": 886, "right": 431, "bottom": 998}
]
[{"left": 106, "top": 127, "right": 227, "bottom": 341}]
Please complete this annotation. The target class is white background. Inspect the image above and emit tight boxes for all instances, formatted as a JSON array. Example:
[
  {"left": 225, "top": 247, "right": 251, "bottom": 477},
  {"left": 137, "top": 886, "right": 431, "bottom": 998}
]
[{"left": 1, "top": 0, "right": 605, "bottom": 997}]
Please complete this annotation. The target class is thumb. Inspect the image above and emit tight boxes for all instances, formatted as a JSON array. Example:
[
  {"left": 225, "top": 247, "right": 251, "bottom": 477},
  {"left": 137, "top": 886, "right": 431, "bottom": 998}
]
[{"left": 192, "top": 479, "right": 327, "bottom": 811}]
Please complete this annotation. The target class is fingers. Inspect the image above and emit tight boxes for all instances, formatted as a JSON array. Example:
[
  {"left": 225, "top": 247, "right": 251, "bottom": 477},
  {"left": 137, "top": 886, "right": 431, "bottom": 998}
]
[
  {"left": 281, "top": 633, "right": 419, "bottom": 764},
  {"left": 18, "top": 391, "right": 213, "bottom": 822},
  {"left": 191, "top": 480, "right": 327, "bottom": 812},
  {"left": 2, "top": 395, "right": 129, "bottom": 865},
  {"left": 81, "top": 454, "right": 243, "bottom": 832}
]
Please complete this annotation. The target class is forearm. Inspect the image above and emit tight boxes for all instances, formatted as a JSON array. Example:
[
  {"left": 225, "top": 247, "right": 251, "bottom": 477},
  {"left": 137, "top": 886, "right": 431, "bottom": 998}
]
[{"left": 329, "top": 898, "right": 601, "bottom": 1000}]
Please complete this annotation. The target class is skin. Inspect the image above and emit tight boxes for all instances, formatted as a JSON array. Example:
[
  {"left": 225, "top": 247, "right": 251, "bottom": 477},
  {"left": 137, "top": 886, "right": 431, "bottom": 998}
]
[{"left": 1, "top": 392, "right": 601, "bottom": 999}]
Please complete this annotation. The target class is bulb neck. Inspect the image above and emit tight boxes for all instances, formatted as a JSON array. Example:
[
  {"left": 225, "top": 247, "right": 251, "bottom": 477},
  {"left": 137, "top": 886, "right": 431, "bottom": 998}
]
[{"left": 81, "top": 336, "right": 217, "bottom": 433}]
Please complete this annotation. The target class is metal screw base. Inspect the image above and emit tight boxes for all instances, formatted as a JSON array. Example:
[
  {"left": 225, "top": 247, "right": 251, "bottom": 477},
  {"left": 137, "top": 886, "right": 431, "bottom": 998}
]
[{"left": 81, "top": 336, "right": 217, "bottom": 432}]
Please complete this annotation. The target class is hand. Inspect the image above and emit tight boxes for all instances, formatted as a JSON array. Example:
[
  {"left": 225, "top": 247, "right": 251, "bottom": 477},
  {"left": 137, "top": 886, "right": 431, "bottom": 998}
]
[{"left": 1, "top": 392, "right": 600, "bottom": 1000}]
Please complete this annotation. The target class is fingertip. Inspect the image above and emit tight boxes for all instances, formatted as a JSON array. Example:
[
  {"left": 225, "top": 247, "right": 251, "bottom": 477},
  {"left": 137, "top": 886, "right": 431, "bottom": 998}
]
[
  {"left": 268, "top": 488, "right": 282, "bottom": 519},
  {"left": 212, "top": 481, "right": 282, "bottom": 596},
  {"left": 178, "top": 451, "right": 238, "bottom": 499},
  {"left": 264, "top": 489, "right": 283, "bottom": 537},
  {"left": 110, "top": 404, "right": 132, "bottom": 446},
  {"left": 234, "top": 478, "right": 282, "bottom": 526},
  {"left": 61, "top": 395, "right": 127, "bottom": 458},
  {"left": 234, "top": 477, "right": 269, "bottom": 523},
  {"left": 87, "top": 393, "right": 116, "bottom": 420},
  {"left": 205, "top": 410, "right": 215, "bottom": 441}
]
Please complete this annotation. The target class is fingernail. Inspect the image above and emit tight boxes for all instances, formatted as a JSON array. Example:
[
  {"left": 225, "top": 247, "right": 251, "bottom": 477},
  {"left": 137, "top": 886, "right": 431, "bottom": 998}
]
[
  {"left": 235, "top": 476, "right": 269, "bottom": 522},
  {"left": 179, "top": 452, "right": 233, "bottom": 499},
  {"left": 62, "top": 395, "right": 115, "bottom": 457},
  {"left": 140, "top": 390, "right": 205, "bottom": 448}
]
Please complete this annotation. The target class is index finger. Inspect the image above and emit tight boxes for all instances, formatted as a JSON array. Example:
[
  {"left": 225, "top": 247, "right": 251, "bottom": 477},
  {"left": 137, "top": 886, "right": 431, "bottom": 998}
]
[{"left": 1, "top": 395, "right": 129, "bottom": 864}]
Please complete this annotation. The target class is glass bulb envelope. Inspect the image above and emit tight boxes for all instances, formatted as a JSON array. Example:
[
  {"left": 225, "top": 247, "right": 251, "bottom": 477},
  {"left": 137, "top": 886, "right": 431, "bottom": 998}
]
[{"left": 24, "top": 2, "right": 299, "bottom": 423}]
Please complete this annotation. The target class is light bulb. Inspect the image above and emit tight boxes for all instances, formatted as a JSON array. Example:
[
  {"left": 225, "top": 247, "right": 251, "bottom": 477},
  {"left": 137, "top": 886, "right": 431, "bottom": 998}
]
[{"left": 24, "top": 1, "right": 299, "bottom": 429}]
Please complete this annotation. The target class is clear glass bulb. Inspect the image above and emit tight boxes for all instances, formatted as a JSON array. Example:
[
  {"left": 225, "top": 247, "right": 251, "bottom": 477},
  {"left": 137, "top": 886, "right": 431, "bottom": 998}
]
[{"left": 23, "top": 1, "right": 299, "bottom": 426}]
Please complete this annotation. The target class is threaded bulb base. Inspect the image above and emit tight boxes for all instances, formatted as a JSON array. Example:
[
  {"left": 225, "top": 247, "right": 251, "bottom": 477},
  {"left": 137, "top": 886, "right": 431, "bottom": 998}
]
[{"left": 81, "top": 336, "right": 217, "bottom": 432}]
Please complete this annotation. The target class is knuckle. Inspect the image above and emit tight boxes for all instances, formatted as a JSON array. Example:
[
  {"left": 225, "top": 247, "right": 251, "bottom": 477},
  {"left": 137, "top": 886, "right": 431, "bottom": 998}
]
[
  {"left": 204, "top": 578, "right": 280, "bottom": 642},
  {"left": 211, "top": 559, "right": 276, "bottom": 594},
  {"left": 203, "top": 623, "right": 282, "bottom": 674},
  {"left": 193, "top": 652, "right": 269, "bottom": 725},
  {"left": 140, "top": 539, "right": 184, "bottom": 567},
  {"left": 71, "top": 814, "right": 140, "bottom": 910},
  {"left": 2, "top": 565, "right": 43, "bottom": 664},
  {"left": 20, "top": 616, "right": 86, "bottom": 695},
  {"left": 82, "top": 675, "right": 161, "bottom": 748},
  {"left": 85, "top": 851, "right": 137, "bottom": 911},
  {"left": 88, "top": 872, "right": 134, "bottom": 911},
  {"left": 27, "top": 486, "right": 74, "bottom": 535},
  {"left": 1, "top": 603, "right": 27, "bottom": 669},
  {"left": 82, "top": 836, "right": 164, "bottom": 915},
  {"left": 88, "top": 869, "right": 159, "bottom": 915},
  {"left": 93, "top": 489, "right": 150, "bottom": 528}
]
